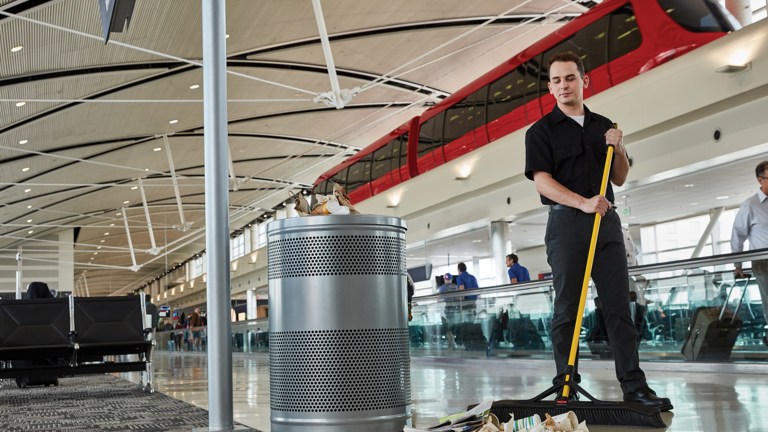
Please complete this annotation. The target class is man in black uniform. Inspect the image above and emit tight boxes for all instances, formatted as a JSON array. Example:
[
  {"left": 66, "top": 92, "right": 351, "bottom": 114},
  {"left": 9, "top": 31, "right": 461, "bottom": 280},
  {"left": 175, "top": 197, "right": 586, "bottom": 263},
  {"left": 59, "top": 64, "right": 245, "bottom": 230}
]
[{"left": 524, "top": 52, "right": 671, "bottom": 410}]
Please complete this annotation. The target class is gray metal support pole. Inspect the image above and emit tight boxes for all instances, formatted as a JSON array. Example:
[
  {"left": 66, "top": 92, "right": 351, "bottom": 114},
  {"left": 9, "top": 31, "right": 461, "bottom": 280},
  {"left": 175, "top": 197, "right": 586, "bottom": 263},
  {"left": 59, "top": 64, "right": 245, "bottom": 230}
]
[
  {"left": 490, "top": 221, "right": 509, "bottom": 286},
  {"left": 15, "top": 252, "right": 22, "bottom": 299},
  {"left": 202, "top": 0, "right": 234, "bottom": 430},
  {"left": 691, "top": 207, "right": 725, "bottom": 259}
]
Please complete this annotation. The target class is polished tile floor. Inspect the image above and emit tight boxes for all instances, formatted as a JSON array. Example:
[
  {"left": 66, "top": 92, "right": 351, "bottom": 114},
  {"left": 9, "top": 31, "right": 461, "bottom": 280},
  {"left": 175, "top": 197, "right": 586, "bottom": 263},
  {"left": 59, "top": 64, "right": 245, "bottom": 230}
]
[{"left": 134, "top": 352, "right": 768, "bottom": 432}]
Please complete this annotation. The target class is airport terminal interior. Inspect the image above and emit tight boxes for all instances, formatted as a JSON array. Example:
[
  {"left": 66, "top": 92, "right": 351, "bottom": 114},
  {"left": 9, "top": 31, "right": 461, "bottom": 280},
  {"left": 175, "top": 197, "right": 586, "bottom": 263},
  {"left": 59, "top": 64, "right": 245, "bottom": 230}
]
[{"left": 2, "top": 0, "right": 768, "bottom": 431}]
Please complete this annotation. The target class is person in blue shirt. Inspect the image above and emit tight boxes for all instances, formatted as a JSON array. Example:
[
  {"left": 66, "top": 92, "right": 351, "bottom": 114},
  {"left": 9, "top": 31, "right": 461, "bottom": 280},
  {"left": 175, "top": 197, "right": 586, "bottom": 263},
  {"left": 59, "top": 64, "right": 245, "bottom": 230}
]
[
  {"left": 456, "top": 262, "right": 479, "bottom": 300},
  {"left": 506, "top": 254, "right": 531, "bottom": 283},
  {"left": 438, "top": 273, "right": 459, "bottom": 293}
]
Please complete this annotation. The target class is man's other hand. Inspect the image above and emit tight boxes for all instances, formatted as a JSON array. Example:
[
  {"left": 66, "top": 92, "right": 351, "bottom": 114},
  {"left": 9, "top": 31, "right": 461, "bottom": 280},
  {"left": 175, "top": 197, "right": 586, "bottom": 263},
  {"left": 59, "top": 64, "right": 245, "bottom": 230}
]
[
  {"left": 735, "top": 267, "right": 746, "bottom": 279},
  {"left": 580, "top": 195, "right": 611, "bottom": 216}
]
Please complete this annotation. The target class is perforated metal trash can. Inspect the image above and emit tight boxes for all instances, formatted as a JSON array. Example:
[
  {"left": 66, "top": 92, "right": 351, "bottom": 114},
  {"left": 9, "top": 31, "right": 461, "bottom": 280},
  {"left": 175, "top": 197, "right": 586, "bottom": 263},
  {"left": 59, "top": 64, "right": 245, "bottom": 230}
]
[{"left": 267, "top": 215, "right": 411, "bottom": 432}]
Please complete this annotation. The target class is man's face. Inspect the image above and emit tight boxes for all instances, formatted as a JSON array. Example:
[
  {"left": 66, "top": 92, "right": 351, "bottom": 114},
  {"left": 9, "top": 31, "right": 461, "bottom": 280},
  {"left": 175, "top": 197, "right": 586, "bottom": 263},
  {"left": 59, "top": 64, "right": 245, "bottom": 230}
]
[
  {"left": 548, "top": 61, "right": 589, "bottom": 106},
  {"left": 759, "top": 172, "right": 768, "bottom": 193},
  {"left": 506, "top": 257, "right": 513, "bottom": 267}
]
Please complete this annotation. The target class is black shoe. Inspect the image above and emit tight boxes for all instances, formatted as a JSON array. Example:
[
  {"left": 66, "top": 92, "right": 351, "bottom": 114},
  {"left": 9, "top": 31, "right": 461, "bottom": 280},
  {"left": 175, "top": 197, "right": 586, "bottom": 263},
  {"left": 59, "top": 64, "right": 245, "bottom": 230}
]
[
  {"left": 624, "top": 387, "right": 673, "bottom": 411},
  {"left": 556, "top": 389, "right": 579, "bottom": 403}
]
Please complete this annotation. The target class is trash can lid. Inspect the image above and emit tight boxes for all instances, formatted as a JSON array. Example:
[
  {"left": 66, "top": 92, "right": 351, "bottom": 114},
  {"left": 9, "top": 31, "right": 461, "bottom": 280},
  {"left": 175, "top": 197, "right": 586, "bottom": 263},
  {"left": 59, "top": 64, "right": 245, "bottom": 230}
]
[{"left": 267, "top": 214, "right": 406, "bottom": 232}]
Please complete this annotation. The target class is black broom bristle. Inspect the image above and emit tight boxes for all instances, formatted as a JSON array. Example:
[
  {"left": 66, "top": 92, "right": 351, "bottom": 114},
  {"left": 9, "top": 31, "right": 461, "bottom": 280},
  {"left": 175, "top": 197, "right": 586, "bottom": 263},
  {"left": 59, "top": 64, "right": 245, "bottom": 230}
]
[{"left": 484, "top": 400, "right": 667, "bottom": 429}]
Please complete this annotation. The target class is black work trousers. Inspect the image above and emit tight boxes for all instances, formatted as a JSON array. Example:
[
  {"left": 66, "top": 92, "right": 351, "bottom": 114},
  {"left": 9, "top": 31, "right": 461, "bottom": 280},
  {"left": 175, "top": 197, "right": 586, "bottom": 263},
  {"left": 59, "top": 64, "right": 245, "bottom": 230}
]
[{"left": 546, "top": 207, "right": 647, "bottom": 394}]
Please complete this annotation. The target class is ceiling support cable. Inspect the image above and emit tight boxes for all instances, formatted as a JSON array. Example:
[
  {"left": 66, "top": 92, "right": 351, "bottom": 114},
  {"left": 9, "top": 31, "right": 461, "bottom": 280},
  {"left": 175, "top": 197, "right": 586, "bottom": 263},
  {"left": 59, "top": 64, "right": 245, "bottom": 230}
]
[
  {"left": 0, "top": 98, "right": 312, "bottom": 103},
  {"left": 0, "top": 144, "right": 168, "bottom": 176},
  {"left": 138, "top": 178, "right": 161, "bottom": 255},
  {"left": 82, "top": 272, "right": 90, "bottom": 297},
  {"left": 121, "top": 207, "right": 141, "bottom": 272},
  {"left": 0, "top": 10, "right": 319, "bottom": 96},
  {"left": 311, "top": 0, "right": 356, "bottom": 109},
  {"left": 163, "top": 135, "right": 193, "bottom": 232},
  {"left": 0, "top": 234, "right": 134, "bottom": 251}
]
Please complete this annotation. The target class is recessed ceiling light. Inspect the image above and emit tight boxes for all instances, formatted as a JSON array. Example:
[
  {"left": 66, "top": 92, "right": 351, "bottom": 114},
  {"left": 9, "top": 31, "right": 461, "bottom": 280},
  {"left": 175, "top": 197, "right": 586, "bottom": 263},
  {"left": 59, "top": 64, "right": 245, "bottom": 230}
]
[
  {"left": 100, "top": 240, "right": 105, "bottom": 243},
  {"left": 131, "top": 186, "right": 138, "bottom": 190},
  {"left": 226, "top": 34, "right": 230, "bottom": 38},
  {"left": 11, "top": 45, "right": 23, "bottom": 52},
  {"left": 27, "top": 205, "right": 32, "bottom": 208},
  {"left": 97, "top": 246, "right": 102, "bottom": 249},
  {"left": 116, "top": 212, "right": 121, "bottom": 216},
  {"left": 169, "top": 119, "right": 178, "bottom": 124},
  {"left": 24, "top": 188, "right": 31, "bottom": 193},
  {"left": 19, "top": 139, "right": 28, "bottom": 145},
  {"left": 104, "top": 232, "right": 109, "bottom": 235},
  {"left": 144, "top": 168, "right": 149, "bottom": 171},
  {"left": 717, "top": 196, "right": 729, "bottom": 200},
  {"left": 22, "top": 167, "right": 29, "bottom": 172},
  {"left": 28, "top": 230, "right": 33, "bottom": 234},
  {"left": 110, "top": 223, "right": 115, "bottom": 226},
  {"left": 123, "top": 200, "right": 129, "bottom": 204},
  {"left": 90, "top": 257, "right": 94, "bottom": 260},
  {"left": 691, "top": 203, "right": 698, "bottom": 206},
  {"left": 26, "top": 219, "right": 32, "bottom": 223},
  {"left": 93, "top": 252, "right": 98, "bottom": 255},
  {"left": 685, "top": 184, "right": 694, "bottom": 188},
  {"left": 153, "top": 148, "right": 162, "bottom": 152},
  {"left": 189, "top": 85, "right": 199, "bottom": 89},
  {"left": 16, "top": 101, "right": 25, "bottom": 107}
]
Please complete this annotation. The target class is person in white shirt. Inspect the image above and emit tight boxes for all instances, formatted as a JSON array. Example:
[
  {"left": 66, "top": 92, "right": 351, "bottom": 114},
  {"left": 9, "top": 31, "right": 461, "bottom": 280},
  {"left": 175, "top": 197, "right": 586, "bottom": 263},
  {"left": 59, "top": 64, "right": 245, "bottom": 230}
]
[{"left": 731, "top": 161, "right": 768, "bottom": 347}]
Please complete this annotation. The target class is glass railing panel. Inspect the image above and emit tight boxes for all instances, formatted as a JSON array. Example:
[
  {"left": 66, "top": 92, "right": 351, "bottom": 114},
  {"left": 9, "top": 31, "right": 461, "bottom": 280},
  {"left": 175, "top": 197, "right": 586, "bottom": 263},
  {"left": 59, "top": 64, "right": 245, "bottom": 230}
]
[{"left": 410, "top": 249, "right": 768, "bottom": 363}]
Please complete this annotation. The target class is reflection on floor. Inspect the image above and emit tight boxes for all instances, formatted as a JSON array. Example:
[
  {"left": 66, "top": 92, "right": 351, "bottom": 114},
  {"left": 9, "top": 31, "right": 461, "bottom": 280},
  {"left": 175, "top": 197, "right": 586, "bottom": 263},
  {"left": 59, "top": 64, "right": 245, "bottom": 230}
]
[{"left": 138, "top": 352, "right": 768, "bottom": 432}]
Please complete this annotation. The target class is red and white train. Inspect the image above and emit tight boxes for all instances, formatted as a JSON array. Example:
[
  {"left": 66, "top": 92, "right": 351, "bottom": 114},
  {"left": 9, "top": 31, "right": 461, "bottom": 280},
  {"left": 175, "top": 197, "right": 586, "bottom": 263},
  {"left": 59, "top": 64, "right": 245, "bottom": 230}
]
[{"left": 312, "top": 0, "right": 739, "bottom": 203}]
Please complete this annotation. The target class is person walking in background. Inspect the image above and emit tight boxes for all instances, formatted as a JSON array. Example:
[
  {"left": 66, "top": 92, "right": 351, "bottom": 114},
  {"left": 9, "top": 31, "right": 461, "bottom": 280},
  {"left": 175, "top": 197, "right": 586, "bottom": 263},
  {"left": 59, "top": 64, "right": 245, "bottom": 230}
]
[
  {"left": 506, "top": 254, "right": 531, "bottom": 283},
  {"left": 174, "top": 318, "right": 184, "bottom": 351},
  {"left": 438, "top": 273, "right": 460, "bottom": 350},
  {"left": 731, "top": 160, "right": 768, "bottom": 347},
  {"left": 25, "top": 281, "right": 54, "bottom": 299},
  {"left": 189, "top": 308, "right": 203, "bottom": 351},
  {"left": 456, "top": 262, "right": 479, "bottom": 300}
]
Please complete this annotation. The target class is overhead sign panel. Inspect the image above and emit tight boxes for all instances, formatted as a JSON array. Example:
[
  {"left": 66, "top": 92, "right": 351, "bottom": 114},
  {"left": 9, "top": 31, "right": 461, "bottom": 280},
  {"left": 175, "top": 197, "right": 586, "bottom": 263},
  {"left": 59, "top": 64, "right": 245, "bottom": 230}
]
[{"left": 99, "top": 0, "right": 137, "bottom": 44}]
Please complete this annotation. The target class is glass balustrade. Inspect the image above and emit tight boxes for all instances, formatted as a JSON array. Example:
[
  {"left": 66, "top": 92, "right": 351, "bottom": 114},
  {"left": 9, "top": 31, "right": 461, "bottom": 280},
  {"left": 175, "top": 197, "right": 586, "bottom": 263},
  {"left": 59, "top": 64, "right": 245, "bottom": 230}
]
[{"left": 152, "top": 249, "right": 768, "bottom": 364}]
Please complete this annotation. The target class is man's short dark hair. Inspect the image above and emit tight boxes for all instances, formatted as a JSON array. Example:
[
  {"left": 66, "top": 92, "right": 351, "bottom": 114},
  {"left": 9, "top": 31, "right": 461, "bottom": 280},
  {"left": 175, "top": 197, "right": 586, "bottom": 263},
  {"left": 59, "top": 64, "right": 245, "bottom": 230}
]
[
  {"left": 507, "top": 254, "right": 518, "bottom": 264},
  {"left": 756, "top": 161, "right": 768, "bottom": 178},
  {"left": 548, "top": 51, "right": 585, "bottom": 79},
  {"left": 458, "top": 262, "right": 467, "bottom": 273}
]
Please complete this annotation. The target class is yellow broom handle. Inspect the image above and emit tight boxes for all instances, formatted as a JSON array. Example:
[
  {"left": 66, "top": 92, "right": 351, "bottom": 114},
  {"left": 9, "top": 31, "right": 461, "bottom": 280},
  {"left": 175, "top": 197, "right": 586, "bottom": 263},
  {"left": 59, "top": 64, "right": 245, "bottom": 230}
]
[{"left": 563, "top": 127, "right": 617, "bottom": 398}]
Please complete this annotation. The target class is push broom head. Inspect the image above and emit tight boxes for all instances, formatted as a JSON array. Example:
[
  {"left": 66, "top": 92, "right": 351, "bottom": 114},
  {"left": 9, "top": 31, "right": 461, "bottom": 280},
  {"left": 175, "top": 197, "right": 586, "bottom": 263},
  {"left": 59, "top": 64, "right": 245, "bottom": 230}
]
[{"left": 481, "top": 400, "right": 666, "bottom": 428}]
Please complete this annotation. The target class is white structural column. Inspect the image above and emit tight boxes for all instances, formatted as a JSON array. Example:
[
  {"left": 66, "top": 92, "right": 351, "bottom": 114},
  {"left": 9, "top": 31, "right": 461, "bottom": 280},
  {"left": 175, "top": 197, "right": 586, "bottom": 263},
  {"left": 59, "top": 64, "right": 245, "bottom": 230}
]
[
  {"left": 312, "top": 0, "right": 344, "bottom": 109},
  {"left": 15, "top": 252, "right": 22, "bottom": 299},
  {"left": 246, "top": 289, "right": 256, "bottom": 320},
  {"left": 691, "top": 207, "right": 725, "bottom": 259},
  {"left": 726, "top": 0, "right": 752, "bottom": 26},
  {"left": 82, "top": 272, "right": 90, "bottom": 297},
  {"left": 163, "top": 135, "right": 191, "bottom": 231},
  {"left": 490, "top": 221, "right": 509, "bottom": 286},
  {"left": 138, "top": 178, "right": 160, "bottom": 254},
  {"left": 202, "top": 0, "right": 235, "bottom": 430},
  {"left": 122, "top": 208, "right": 141, "bottom": 272}
]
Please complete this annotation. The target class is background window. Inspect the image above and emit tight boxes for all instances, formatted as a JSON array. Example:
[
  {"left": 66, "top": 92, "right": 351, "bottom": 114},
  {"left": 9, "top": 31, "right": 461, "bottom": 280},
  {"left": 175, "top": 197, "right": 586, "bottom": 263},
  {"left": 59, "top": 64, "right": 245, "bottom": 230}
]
[
  {"left": 372, "top": 139, "right": 397, "bottom": 180},
  {"left": 345, "top": 156, "right": 372, "bottom": 193},
  {"left": 231, "top": 235, "right": 245, "bottom": 260},
  {"left": 443, "top": 98, "right": 476, "bottom": 145}
]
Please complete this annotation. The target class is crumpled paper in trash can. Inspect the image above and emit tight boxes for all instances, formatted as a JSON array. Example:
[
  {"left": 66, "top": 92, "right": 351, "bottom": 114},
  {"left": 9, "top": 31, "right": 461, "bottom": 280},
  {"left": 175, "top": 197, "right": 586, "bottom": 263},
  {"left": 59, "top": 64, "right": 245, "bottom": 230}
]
[{"left": 291, "top": 183, "right": 360, "bottom": 216}]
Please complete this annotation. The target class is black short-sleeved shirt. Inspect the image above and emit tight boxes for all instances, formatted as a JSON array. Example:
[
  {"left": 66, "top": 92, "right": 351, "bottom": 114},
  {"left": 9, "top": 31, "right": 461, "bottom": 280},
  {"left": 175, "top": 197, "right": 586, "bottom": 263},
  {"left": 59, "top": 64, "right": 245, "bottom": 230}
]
[{"left": 525, "top": 104, "right": 624, "bottom": 205}]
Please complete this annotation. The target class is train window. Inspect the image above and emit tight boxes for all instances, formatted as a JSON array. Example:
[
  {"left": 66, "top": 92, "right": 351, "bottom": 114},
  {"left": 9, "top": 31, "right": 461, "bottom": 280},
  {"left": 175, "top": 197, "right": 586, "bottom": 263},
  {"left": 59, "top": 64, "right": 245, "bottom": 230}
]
[
  {"left": 523, "top": 57, "right": 542, "bottom": 105},
  {"left": 330, "top": 167, "right": 348, "bottom": 191},
  {"left": 372, "top": 139, "right": 397, "bottom": 180},
  {"left": 398, "top": 133, "right": 408, "bottom": 167},
  {"left": 472, "top": 86, "right": 488, "bottom": 129},
  {"left": 487, "top": 66, "right": 527, "bottom": 124},
  {"left": 345, "top": 155, "right": 372, "bottom": 193},
  {"left": 418, "top": 113, "right": 444, "bottom": 158},
  {"left": 443, "top": 97, "right": 475, "bottom": 145},
  {"left": 609, "top": 5, "right": 643, "bottom": 61},
  {"left": 313, "top": 181, "right": 328, "bottom": 195},
  {"left": 547, "top": 16, "right": 609, "bottom": 74},
  {"left": 657, "top": 0, "right": 738, "bottom": 33}
]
